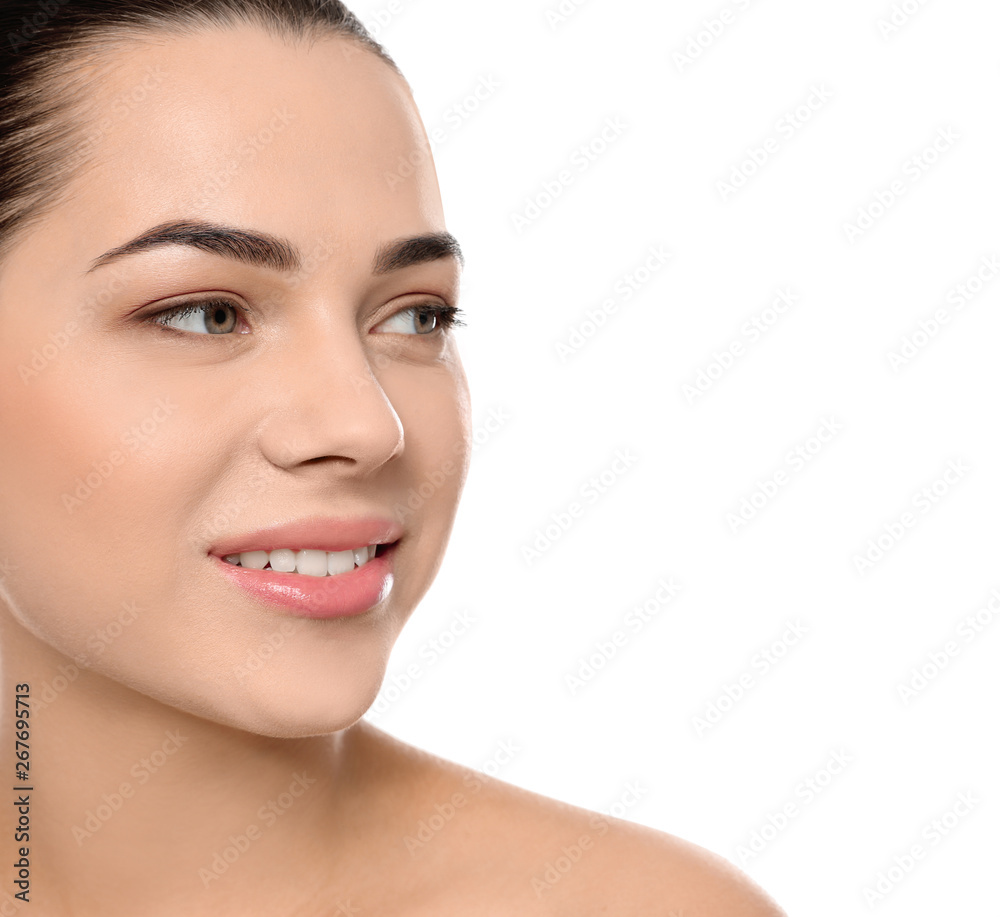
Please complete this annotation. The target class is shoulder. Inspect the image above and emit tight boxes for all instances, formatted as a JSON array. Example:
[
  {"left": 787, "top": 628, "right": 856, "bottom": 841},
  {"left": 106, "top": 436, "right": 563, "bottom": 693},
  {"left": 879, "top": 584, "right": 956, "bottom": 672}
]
[
  {"left": 490, "top": 786, "right": 788, "bottom": 916},
  {"left": 536, "top": 808, "right": 790, "bottom": 916},
  {"left": 353, "top": 722, "right": 788, "bottom": 916}
]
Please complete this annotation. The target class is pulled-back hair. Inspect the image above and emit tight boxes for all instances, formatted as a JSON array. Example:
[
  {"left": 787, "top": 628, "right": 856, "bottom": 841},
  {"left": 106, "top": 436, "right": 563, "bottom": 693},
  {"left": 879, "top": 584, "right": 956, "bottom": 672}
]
[{"left": 0, "top": 0, "right": 395, "bottom": 262}]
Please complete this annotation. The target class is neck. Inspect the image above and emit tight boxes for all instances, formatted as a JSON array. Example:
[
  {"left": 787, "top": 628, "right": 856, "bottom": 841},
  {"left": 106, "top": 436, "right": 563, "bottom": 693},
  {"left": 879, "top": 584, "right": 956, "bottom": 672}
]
[{"left": 0, "top": 613, "right": 392, "bottom": 915}]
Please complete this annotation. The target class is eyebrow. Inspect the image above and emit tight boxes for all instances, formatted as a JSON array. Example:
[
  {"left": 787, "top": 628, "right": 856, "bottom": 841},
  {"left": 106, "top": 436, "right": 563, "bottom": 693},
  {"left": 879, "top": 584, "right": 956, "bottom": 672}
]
[{"left": 85, "top": 219, "right": 464, "bottom": 276}]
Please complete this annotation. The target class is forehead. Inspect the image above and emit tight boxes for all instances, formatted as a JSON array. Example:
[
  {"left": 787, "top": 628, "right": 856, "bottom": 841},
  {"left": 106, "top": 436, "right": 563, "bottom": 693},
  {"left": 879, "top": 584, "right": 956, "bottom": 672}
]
[{"left": 59, "top": 24, "right": 442, "bottom": 258}]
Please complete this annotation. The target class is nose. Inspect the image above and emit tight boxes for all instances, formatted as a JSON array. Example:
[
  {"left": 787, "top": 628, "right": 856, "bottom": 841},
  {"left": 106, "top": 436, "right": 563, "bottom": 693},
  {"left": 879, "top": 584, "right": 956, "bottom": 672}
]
[{"left": 256, "top": 313, "right": 404, "bottom": 478}]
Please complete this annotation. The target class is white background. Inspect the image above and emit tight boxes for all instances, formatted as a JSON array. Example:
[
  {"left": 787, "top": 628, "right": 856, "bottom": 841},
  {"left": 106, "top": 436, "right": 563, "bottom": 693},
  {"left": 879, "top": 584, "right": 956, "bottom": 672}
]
[{"left": 355, "top": 0, "right": 1000, "bottom": 913}]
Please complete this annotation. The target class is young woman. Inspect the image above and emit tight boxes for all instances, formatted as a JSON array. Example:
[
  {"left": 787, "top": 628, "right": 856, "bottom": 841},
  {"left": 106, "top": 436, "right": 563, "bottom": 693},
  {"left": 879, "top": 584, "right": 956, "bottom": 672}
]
[{"left": 0, "top": 1, "right": 786, "bottom": 912}]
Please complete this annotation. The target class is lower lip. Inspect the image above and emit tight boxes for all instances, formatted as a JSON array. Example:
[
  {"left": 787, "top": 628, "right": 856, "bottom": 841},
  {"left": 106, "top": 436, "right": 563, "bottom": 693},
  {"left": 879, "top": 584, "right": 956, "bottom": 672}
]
[{"left": 212, "top": 546, "right": 396, "bottom": 619}]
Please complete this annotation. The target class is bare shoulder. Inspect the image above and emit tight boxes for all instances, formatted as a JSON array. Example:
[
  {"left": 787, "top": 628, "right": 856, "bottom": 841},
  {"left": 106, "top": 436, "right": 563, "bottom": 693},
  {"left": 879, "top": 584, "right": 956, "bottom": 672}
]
[
  {"left": 353, "top": 722, "right": 788, "bottom": 916},
  {"left": 496, "top": 788, "right": 789, "bottom": 916},
  {"left": 530, "top": 806, "right": 791, "bottom": 917}
]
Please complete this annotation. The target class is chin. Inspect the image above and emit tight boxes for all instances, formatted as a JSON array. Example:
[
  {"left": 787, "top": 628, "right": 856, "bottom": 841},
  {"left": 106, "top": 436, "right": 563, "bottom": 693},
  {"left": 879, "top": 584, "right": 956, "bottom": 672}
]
[{"left": 178, "top": 652, "right": 390, "bottom": 739}]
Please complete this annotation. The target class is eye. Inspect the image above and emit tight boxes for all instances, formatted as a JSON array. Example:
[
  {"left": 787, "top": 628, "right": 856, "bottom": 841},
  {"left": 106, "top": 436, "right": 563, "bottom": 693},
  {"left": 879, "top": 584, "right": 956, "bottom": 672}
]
[
  {"left": 150, "top": 298, "right": 244, "bottom": 335},
  {"left": 374, "top": 304, "right": 465, "bottom": 336},
  {"left": 143, "top": 298, "right": 464, "bottom": 337}
]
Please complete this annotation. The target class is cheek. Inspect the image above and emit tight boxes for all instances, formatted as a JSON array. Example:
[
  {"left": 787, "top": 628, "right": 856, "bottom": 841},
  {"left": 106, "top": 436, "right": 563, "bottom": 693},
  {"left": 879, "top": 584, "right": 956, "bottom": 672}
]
[
  {"left": 378, "top": 358, "right": 471, "bottom": 597},
  {"left": 387, "top": 358, "right": 471, "bottom": 509},
  {"left": 0, "top": 345, "right": 192, "bottom": 652}
]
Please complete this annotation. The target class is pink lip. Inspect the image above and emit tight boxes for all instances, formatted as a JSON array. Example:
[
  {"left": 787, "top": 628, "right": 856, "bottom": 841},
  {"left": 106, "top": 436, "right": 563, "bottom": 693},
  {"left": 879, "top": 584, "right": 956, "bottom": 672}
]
[
  {"left": 208, "top": 516, "right": 402, "bottom": 619},
  {"left": 212, "top": 549, "right": 396, "bottom": 619},
  {"left": 208, "top": 516, "right": 403, "bottom": 558}
]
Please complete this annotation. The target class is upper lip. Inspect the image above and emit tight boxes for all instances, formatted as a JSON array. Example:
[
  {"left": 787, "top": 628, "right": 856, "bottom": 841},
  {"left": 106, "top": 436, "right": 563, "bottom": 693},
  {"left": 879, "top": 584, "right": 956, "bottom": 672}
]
[{"left": 208, "top": 516, "right": 403, "bottom": 558}]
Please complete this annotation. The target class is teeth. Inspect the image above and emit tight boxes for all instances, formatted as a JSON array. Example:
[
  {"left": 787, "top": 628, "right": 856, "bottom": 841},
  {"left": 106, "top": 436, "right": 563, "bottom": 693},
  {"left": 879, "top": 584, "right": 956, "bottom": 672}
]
[
  {"left": 239, "top": 551, "right": 269, "bottom": 570},
  {"left": 328, "top": 549, "right": 354, "bottom": 576},
  {"left": 296, "top": 550, "right": 328, "bottom": 578},
  {"left": 269, "top": 549, "right": 296, "bottom": 573},
  {"left": 224, "top": 545, "right": 381, "bottom": 576}
]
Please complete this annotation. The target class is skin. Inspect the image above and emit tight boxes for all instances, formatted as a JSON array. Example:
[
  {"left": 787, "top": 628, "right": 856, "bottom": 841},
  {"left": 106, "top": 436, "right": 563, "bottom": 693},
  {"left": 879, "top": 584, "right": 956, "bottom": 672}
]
[{"left": 0, "top": 24, "right": 787, "bottom": 916}]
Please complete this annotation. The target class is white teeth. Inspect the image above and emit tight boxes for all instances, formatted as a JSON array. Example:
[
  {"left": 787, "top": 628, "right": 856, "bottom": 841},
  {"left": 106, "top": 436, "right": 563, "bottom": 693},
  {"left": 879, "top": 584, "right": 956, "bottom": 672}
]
[
  {"left": 269, "top": 549, "right": 297, "bottom": 573},
  {"left": 357, "top": 544, "right": 376, "bottom": 565},
  {"left": 223, "top": 545, "right": 382, "bottom": 576},
  {"left": 295, "top": 550, "right": 329, "bottom": 578},
  {"left": 240, "top": 551, "right": 269, "bottom": 570},
  {"left": 328, "top": 549, "right": 354, "bottom": 576}
]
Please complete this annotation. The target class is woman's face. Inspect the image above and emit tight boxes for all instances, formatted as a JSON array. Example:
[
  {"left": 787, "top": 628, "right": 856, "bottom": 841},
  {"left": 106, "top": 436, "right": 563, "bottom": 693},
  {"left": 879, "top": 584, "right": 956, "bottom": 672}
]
[{"left": 0, "top": 25, "right": 471, "bottom": 736}]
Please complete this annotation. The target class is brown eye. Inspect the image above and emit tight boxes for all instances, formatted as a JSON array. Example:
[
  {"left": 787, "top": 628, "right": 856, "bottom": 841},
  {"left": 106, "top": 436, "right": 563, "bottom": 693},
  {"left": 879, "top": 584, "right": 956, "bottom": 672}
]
[
  {"left": 373, "top": 304, "right": 465, "bottom": 336},
  {"left": 152, "top": 299, "right": 242, "bottom": 335}
]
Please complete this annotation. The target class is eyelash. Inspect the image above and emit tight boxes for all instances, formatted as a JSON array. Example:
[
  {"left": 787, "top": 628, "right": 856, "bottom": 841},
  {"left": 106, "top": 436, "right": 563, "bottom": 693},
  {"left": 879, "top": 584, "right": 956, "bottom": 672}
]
[{"left": 147, "top": 298, "right": 466, "bottom": 336}]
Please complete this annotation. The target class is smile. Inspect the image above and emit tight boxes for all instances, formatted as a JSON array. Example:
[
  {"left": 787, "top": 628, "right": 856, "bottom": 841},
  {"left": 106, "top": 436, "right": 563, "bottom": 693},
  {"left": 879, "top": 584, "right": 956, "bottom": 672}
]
[{"left": 222, "top": 545, "right": 382, "bottom": 577}]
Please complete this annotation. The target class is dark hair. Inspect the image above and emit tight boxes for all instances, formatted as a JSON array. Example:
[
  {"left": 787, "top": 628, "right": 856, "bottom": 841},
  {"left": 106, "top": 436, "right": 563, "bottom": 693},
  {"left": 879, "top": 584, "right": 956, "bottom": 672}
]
[{"left": 0, "top": 0, "right": 396, "bottom": 263}]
